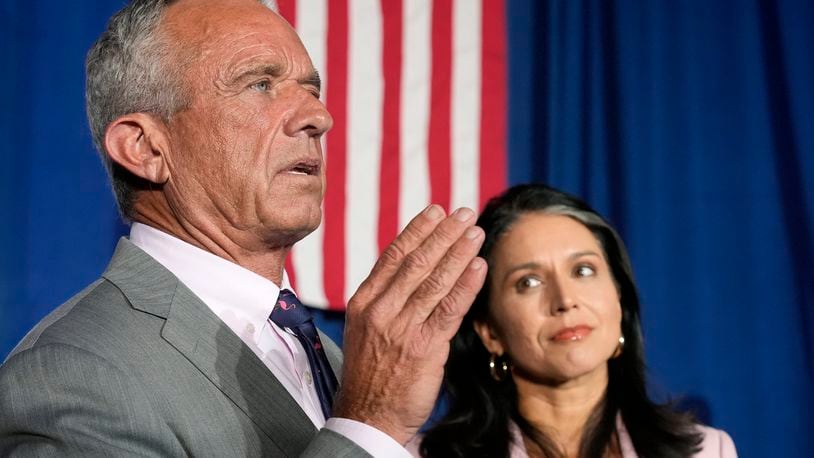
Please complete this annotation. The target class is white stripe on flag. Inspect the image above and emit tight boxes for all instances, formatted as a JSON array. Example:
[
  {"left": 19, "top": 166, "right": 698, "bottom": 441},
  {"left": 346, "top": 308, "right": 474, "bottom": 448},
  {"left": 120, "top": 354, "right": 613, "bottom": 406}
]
[
  {"left": 346, "top": 0, "right": 383, "bottom": 301},
  {"left": 451, "top": 0, "right": 482, "bottom": 210},
  {"left": 284, "top": 0, "right": 505, "bottom": 310},
  {"left": 399, "top": 0, "right": 432, "bottom": 230},
  {"left": 291, "top": 0, "right": 328, "bottom": 306}
]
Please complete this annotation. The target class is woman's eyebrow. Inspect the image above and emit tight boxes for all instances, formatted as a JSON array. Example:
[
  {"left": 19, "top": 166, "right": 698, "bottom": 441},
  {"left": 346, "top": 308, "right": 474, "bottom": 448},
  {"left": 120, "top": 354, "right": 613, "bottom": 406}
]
[
  {"left": 503, "top": 262, "right": 541, "bottom": 281},
  {"left": 501, "top": 251, "right": 603, "bottom": 280},
  {"left": 568, "top": 250, "right": 602, "bottom": 261}
]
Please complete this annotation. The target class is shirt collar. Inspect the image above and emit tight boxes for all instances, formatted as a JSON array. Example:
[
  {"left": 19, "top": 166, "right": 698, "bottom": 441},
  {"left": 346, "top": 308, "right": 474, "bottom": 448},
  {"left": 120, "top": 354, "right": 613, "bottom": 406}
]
[{"left": 129, "top": 222, "right": 291, "bottom": 343}]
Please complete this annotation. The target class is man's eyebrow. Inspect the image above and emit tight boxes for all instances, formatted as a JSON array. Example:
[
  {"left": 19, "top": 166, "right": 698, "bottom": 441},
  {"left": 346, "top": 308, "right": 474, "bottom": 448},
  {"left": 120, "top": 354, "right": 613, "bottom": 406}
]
[
  {"left": 300, "top": 70, "right": 321, "bottom": 92},
  {"left": 228, "top": 65, "right": 321, "bottom": 91},
  {"left": 231, "top": 63, "right": 285, "bottom": 82}
]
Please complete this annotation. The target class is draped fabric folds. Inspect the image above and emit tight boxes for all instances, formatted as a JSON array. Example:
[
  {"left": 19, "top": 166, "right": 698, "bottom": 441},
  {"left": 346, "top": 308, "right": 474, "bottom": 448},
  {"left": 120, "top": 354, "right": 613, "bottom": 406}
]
[{"left": 506, "top": 1, "right": 814, "bottom": 457}]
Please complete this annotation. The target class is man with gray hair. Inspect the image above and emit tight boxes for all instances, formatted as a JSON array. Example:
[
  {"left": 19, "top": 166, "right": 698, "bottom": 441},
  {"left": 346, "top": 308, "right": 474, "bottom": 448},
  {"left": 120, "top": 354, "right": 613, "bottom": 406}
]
[{"left": 0, "top": 0, "right": 486, "bottom": 456}]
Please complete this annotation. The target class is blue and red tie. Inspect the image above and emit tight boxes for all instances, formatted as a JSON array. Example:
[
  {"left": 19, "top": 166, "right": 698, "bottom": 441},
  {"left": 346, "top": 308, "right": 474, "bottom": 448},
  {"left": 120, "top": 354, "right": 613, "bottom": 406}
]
[{"left": 270, "top": 289, "right": 338, "bottom": 419}]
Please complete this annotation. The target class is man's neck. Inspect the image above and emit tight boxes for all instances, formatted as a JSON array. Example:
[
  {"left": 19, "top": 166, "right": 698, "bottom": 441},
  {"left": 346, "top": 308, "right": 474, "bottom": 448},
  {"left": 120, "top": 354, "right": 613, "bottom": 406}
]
[{"left": 132, "top": 202, "right": 289, "bottom": 286}]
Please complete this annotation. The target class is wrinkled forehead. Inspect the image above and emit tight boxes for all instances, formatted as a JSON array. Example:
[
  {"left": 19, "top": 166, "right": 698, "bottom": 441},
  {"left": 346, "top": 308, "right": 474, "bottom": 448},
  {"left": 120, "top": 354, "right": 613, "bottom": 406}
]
[{"left": 162, "top": 0, "right": 306, "bottom": 63}]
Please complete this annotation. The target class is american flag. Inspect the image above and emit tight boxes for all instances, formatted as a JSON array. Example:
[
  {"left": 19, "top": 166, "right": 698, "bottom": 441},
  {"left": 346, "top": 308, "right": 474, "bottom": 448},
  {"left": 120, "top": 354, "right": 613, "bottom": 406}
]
[{"left": 278, "top": 0, "right": 507, "bottom": 310}]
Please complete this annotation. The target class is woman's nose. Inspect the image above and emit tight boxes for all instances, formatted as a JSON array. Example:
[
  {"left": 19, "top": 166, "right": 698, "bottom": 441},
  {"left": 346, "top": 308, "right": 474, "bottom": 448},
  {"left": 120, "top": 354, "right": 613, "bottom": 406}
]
[{"left": 550, "top": 277, "right": 579, "bottom": 315}]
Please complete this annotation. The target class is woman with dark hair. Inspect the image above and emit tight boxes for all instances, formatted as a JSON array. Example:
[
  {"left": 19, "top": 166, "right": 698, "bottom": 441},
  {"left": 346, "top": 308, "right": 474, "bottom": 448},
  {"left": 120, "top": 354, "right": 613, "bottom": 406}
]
[{"left": 415, "top": 184, "right": 736, "bottom": 457}]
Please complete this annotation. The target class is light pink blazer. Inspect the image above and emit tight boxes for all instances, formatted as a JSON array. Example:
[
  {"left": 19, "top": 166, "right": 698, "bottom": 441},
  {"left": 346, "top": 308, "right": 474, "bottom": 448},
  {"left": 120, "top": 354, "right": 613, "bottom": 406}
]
[
  {"left": 407, "top": 416, "right": 737, "bottom": 457},
  {"left": 505, "top": 416, "right": 737, "bottom": 458}
]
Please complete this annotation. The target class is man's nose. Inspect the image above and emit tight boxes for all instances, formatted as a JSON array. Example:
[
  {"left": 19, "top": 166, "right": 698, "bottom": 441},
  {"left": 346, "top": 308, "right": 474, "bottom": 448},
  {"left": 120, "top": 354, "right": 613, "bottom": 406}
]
[{"left": 284, "top": 92, "right": 333, "bottom": 137}]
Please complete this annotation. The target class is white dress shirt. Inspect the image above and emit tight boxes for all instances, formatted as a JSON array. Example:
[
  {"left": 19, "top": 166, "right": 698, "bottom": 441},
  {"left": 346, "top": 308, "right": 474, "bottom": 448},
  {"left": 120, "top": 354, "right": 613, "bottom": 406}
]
[{"left": 130, "top": 223, "right": 410, "bottom": 457}]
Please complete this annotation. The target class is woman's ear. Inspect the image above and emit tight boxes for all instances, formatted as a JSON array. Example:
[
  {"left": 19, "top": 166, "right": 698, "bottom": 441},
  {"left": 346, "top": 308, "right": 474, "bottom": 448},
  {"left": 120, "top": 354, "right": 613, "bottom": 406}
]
[
  {"left": 473, "top": 319, "right": 505, "bottom": 356},
  {"left": 103, "top": 112, "right": 171, "bottom": 184}
]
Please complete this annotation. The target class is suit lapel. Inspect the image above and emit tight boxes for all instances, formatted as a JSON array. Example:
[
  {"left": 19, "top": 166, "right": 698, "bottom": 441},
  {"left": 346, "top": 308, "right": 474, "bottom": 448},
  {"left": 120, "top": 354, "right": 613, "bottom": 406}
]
[
  {"left": 103, "top": 238, "right": 318, "bottom": 456},
  {"left": 162, "top": 285, "right": 317, "bottom": 455}
]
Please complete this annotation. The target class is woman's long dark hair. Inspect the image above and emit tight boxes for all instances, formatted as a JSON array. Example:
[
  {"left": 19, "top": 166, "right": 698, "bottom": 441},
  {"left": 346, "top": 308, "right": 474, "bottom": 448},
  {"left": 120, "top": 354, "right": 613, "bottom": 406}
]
[{"left": 420, "top": 184, "right": 703, "bottom": 457}]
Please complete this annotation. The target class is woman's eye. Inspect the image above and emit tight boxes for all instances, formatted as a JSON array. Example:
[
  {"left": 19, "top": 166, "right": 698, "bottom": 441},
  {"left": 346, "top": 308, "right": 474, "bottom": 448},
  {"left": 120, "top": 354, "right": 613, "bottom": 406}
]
[
  {"left": 575, "top": 265, "right": 596, "bottom": 277},
  {"left": 516, "top": 276, "right": 542, "bottom": 291},
  {"left": 251, "top": 80, "right": 271, "bottom": 92}
]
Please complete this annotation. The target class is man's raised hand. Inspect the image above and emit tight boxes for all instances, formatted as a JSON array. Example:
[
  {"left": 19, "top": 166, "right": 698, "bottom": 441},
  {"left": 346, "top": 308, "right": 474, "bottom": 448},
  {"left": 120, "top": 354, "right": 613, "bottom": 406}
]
[{"left": 333, "top": 204, "right": 487, "bottom": 445}]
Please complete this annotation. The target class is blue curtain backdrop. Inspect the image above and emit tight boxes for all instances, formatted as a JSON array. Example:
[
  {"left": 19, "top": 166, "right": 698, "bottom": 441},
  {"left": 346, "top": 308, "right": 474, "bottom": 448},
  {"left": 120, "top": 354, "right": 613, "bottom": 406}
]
[
  {"left": 1, "top": 1, "right": 812, "bottom": 457},
  {"left": 506, "top": 1, "right": 814, "bottom": 457}
]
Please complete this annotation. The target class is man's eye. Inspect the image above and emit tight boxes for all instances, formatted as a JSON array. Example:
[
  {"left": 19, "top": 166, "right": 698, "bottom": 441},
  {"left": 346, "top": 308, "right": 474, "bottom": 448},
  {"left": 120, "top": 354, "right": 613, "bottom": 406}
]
[
  {"left": 251, "top": 80, "right": 271, "bottom": 92},
  {"left": 575, "top": 265, "right": 596, "bottom": 277},
  {"left": 306, "top": 87, "right": 321, "bottom": 99},
  {"left": 516, "top": 276, "right": 541, "bottom": 292}
]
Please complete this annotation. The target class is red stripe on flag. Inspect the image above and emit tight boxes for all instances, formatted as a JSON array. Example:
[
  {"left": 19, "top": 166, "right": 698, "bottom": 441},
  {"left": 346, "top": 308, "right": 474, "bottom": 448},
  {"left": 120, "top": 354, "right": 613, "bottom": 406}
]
[
  {"left": 479, "top": 0, "right": 508, "bottom": 209},
  {"left": 323, "top": 0, "right": 349, "bottom": 309},
  {"left": 428, "top": 0, "right": 453, "bottom": 212},
  {"left": 378, "top": 0, "right": 403, "bottom": 253},
  {"left": 277, "top": 0, "right": 296, "bottom": 26}
]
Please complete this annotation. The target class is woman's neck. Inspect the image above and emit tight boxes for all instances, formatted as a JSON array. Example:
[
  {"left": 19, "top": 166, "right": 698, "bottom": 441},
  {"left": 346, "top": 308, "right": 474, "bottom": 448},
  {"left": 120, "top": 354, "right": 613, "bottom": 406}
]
[{"left": 514, "top": 367, "right": 610, "bottom": 457}]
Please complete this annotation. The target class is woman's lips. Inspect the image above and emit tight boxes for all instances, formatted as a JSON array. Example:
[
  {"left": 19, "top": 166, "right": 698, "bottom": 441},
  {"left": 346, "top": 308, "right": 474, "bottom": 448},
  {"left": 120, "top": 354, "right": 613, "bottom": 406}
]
[{"left": 552, "top": 325, "right": 592, "bottom": 342}]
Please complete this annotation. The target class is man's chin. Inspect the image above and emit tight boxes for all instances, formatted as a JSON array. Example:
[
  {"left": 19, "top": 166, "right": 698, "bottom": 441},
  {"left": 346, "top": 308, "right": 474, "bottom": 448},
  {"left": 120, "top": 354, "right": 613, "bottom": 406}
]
[
  {"left": 258, "top": 211, "right": 321, "bottom": 246},
  {"left": 261, "top": 226, "right": 315, "bottom": 249}
]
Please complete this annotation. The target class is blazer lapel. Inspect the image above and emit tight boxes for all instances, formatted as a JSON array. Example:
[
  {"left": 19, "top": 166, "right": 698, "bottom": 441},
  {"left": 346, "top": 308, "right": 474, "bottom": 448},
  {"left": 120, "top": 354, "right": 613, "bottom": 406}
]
[{"left": 103, "top": 238, "right": 318, "bottom": 456}]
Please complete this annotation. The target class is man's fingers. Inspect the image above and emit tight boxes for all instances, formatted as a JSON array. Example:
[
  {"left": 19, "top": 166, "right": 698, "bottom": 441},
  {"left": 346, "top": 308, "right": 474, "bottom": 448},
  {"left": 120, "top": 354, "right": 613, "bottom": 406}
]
[
  {"left": 400, "top": 224, "right": 484, "bottom": 324},
  {"left": 383, "top": 208, "right": 477, "bottom": 304},
  {"left": 351, "top": 204, "right": 446, "bottom": 307},
  {"left": 422, "top": 256, "right": 487, "bottom": 340},
  {"left": 337, "top": 207, "right": 486, "bottom": 443}
]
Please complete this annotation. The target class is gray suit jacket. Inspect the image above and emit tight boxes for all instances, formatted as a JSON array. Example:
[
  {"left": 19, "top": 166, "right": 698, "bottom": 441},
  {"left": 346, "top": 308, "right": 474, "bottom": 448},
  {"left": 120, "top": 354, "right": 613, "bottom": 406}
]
[{"left": 0, "top": 238, "right": 369, "bottom": 457}]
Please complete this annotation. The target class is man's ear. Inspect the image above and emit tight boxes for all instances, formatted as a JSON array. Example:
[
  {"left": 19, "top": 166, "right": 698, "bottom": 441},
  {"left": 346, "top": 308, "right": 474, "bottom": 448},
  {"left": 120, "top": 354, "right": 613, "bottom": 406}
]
[
  {"left": 104, "top": 113, "right": 171, "bottom": 184},
  {"left": 473, "top": 319, "right": 505, "bottom": 356}
]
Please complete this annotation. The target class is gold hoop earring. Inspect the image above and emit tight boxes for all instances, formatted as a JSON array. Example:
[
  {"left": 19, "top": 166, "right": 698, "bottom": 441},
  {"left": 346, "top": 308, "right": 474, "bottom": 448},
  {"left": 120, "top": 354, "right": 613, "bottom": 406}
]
[
  {"left": 612, "top": 335, "right": 625, "bottom": 358},
  {"left": 489, "top": 353, "right": 510, "bottom": 381}
]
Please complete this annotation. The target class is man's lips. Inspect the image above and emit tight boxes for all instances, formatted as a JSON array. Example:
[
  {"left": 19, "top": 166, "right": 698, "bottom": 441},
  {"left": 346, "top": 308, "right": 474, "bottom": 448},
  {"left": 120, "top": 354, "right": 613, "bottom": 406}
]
[
  {"left": 282, "top": 159, "right": 321, "bottom": 176},
  {"left": 552, "top": 325, "right": 593, "bottom": 342}
]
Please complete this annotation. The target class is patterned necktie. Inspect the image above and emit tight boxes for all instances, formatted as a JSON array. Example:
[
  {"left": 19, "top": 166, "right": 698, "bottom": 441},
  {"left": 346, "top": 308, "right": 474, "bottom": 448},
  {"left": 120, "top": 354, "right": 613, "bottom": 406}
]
[{"left": 270, "top": 289, "right": 338, "bottom": 419}]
